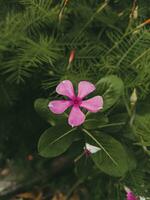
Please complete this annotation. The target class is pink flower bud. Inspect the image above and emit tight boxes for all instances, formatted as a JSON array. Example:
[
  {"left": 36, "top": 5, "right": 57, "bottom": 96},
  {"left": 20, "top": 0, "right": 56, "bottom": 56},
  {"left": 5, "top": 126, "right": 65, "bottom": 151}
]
[
  {"left": 69, "top": 50, "right": 75, "bottom": 64},
  {"left": 143, "top": 18, "right": 150, "bottom": 25}
]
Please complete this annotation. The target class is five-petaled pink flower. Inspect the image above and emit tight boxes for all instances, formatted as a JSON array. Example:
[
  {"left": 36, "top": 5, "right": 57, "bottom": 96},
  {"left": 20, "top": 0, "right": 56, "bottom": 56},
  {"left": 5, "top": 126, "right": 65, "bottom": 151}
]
[{"left": 48, "top": 80, "right": 103, "bottom": 127}]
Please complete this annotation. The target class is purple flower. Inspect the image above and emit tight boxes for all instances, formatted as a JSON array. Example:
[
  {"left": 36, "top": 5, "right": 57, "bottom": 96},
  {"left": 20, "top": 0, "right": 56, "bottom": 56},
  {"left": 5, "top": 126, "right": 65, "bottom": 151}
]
[{"left": 48, "top": 80, "right": 103, "bottom": 127}]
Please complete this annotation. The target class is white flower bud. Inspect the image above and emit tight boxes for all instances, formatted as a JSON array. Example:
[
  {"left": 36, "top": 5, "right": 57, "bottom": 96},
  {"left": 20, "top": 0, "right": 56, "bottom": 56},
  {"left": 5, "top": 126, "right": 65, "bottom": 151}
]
[
  {"left": 84, "top": 143, "right": 101, "bottom": 154},
  {"left": 130, "top": 88, "right": 137, "bottom": 107}
]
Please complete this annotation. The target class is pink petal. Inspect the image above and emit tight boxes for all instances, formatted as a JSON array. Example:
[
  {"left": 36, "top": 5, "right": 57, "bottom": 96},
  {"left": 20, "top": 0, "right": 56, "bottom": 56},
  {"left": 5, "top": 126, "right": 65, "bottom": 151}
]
[
  {"left": 127, "top": 191, "right": 138, "bottom": 200},
  {"left": 56, "top": 80, "right": 75, "bottom": 99},
  {"left": 80, "top": 96, "right": 103, "bottom": 112},
  {"left": 77, "top": 81, "right": 95, "bottom": 99},
  {"left": 68, "top": 106, "right": 85, "bottom": 127},
  {"left": 48, "top": 100, "right": 72, "bottom": 114}
]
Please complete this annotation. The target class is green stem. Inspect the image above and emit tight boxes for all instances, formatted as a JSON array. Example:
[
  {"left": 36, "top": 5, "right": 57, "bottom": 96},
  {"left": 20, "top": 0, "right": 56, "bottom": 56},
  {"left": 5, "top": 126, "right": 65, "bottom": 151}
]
[
  {"left": 97, "top": 122, "right": 125, "bottom": 129},
  {"left": 84, "top": 119, "right": 125, "bottom": 128},
  {"left": 67, "top": 63, "right": 71, "bottom": 70},
  {"left": 74, "top": 152, "right": 85, "bottom": 163}
]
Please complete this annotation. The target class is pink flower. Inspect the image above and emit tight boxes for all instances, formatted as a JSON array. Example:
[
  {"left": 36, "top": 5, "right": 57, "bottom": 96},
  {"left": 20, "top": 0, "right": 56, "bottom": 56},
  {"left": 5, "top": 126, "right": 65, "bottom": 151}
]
[
  {"left": 125, "top": 187, "right": 138, "bottom": 200},
  {"left": 48, "top": 80, "right": 103, "bottom": 127}
]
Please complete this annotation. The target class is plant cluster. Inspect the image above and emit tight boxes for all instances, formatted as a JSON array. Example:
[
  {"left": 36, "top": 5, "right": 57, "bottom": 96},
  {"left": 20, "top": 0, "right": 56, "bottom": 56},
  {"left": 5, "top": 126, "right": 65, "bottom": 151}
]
[{"left": 0, "top": 0, "right": 150, "bottom": 199}]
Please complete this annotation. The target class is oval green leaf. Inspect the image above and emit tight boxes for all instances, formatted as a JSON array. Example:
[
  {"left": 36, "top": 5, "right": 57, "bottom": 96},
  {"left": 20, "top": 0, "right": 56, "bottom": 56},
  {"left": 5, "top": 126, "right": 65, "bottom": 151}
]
[
  {"left": 96, "top": 75, "right": 124, "bottom": 111},
  {"left": 38, "top": 124, "right": 80, "bottom": 158},
  {"left": 85, "top": 132, "right": 128, "bottom": 177}
]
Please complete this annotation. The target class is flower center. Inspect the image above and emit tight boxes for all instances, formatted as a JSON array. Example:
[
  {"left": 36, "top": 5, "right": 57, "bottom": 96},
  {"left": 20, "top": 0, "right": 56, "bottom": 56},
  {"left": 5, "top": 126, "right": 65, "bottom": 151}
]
[{"left": 72, "top": 97, "right": 81, "bottom": 106}]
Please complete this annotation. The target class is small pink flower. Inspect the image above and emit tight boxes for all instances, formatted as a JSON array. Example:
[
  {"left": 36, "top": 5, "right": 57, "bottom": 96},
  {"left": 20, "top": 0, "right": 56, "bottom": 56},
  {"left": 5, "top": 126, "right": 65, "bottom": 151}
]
[
  {"left": 48, "top": 80, "right": 103, "bottom": 127},
  {"left": 125, "top": 187, "right": 138, "bottom": 200}
]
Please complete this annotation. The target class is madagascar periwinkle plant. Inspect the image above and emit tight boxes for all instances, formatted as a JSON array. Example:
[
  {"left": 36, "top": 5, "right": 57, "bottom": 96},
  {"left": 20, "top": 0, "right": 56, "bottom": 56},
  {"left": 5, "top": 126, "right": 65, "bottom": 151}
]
[
  {"left": 34, "top": 55, "right": 150, "bottom": 198},
  {"left": 34, "top": 73, "right": 129, "bottom": 176},
  {"left": 35, "top": 71, "right": 150, "bottom": 199},
  {"left": 33, "top": 21, "right": 150, "bottom": 196}
]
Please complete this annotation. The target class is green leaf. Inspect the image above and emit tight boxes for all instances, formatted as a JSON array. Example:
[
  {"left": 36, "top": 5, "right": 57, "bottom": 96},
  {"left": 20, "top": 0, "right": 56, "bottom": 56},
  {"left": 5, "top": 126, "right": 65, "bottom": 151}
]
[
  {"left": 125, "top": 147, "right": 137, "bottom": 171},
  {"left": 84, "top": 130, "right": 128, "bottom": 177},
  {"left": 83, "top": 113, "right": 108, "bottom": 130},
  {"left": 96, "top": 75, "right": 124, "bottom": 111},
  {"left": 34, "top": 98, "right": 66, "bottom": 125},
  {"left": 38, "top": 124, "right": 80, "bottom": 158}
]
